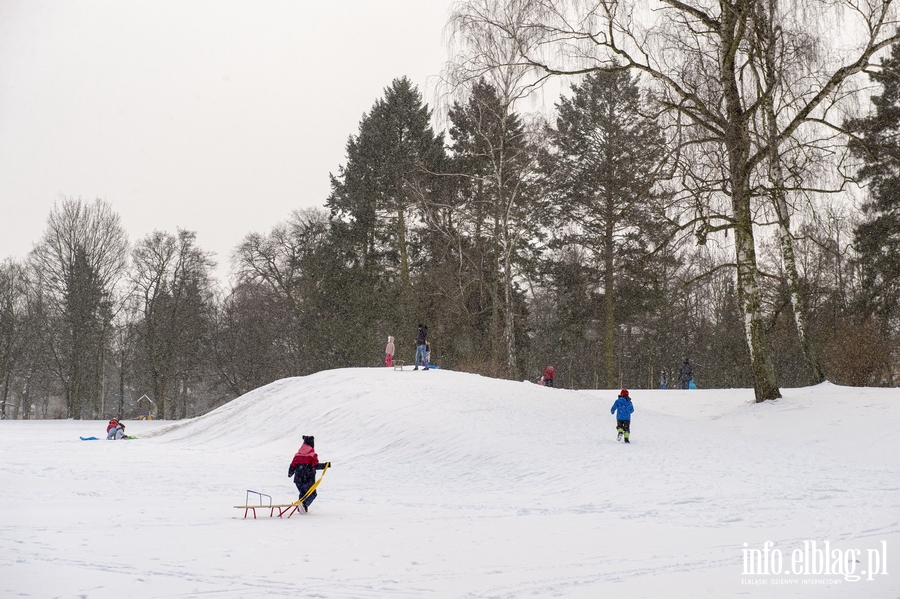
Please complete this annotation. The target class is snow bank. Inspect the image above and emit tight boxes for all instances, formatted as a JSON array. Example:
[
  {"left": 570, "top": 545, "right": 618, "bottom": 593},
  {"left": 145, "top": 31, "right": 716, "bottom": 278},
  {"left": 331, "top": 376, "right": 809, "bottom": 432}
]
[{"left": 1, "top": 368, "right": 897, "bottom": 598}]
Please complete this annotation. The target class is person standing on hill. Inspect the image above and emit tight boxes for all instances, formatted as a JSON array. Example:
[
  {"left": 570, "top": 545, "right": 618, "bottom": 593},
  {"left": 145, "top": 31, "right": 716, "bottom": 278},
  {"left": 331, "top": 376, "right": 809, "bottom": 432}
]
[
  {"left": 610, "top": 389, "right": 634, "bottom": 443},
  {"left": 679, "top": 359, "right": 694, "bottom": 389},
  {"left": 288, "top": 435, "right": 331, "bottom": 514},
  {"left": 539, "top": 365, "right": 556, "bottom": 387},
  {"left": 385, "top": 336, "right": 395, "bottom": 367},
  {"left": 413, "top": 324, "right": 429, "bottom": 370}
]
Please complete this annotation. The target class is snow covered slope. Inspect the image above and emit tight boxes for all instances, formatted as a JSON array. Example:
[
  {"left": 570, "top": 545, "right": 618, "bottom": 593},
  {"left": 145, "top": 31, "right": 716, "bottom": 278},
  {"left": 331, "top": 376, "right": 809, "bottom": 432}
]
[{"left": 1, "top": 368, "right": 898, "bottom": 598}]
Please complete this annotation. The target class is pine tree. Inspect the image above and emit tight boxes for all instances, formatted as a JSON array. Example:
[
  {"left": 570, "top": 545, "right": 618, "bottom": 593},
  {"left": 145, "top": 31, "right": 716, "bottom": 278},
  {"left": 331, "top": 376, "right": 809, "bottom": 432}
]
[
  {"left": 328, "top": 77, "right": 446, "bottom": 289},
  {"left": 846, "top": 42, "right": 900, "bottom": 322},
  {"left": 544, "top": 70, "right": 670, "bottom": 388},
  {"left": 327, "top": 78, "right": 447, "bottom": 353}
]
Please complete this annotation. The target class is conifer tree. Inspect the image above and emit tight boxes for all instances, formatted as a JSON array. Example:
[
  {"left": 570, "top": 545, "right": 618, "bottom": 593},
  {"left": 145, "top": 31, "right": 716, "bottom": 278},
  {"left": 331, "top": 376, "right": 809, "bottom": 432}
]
[
  {"left": 544, "top": 70, "right": 670, "bottom": 388},
  {"left": 327, "top": 77, "right": 447, "bottom": 347},
  {"left": 846, "top": 41, "right": 900, "bottom": 323},
  {"left": 328, "top": 77, "right": 446, "bottom": 288}
]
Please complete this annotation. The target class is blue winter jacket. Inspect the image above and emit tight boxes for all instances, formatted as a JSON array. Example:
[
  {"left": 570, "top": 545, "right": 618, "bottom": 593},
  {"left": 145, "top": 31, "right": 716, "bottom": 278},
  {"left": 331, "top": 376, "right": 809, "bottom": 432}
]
[{"left": 610, "top": 396, "right": 634, "bottom": 420}]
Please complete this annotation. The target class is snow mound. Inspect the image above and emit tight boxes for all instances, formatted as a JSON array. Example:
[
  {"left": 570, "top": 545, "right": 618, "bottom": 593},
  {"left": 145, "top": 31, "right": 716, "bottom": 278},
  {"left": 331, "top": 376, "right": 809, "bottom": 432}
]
[{"left": 3, "top": 368, "right": 898, "bottom": 598}]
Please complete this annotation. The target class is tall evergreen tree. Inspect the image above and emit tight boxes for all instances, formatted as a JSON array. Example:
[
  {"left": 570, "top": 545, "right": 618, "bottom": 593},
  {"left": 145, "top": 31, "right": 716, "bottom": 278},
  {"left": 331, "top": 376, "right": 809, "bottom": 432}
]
[
  {"left": 328, "top": 77, "right": 446, "bottom": 287},
  {"left": 544, "top": 70, "right": 671, "bottom": 388},
  {"left": 327, "top": 78, "right": 447, "bottom": 354},
  {"left": 846, "top": 41, "right": 900, "bottom": 324}
]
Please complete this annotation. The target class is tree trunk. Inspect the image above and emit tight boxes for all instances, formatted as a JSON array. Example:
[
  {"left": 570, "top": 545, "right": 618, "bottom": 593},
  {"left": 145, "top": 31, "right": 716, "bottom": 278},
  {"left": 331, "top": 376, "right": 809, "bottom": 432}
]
[
  {"left": 153, "top": 369, "right": 167, "bottom": 420},
  {"left": 774, "top": 195, "right": 826, "bottom": 383},
  {"left": 397, "top": 208, "right": 410, "bottom": 288},
  {"left": 118, "top": 349, "right": 125, "bottom": 418},
  {"left": 733, "top": 193, "right": 782, "bottom": 401},
  {"left": 757, "top": 4, "right": 826, "bottom": 384},
  {"left": 503, "top": 260, "right": 517, "bottom": 378},
  {"left": 490, "top": 217, "right": 503, "bottom": 368},
  {"left": 722, "top": 9, "right": 781, "bottom": 402},
  {"left": 0, "top": 367, "right": 10, "bottom": 419},
  {"left": 603, "top": 221, "right": 616, "bottom": 390}
]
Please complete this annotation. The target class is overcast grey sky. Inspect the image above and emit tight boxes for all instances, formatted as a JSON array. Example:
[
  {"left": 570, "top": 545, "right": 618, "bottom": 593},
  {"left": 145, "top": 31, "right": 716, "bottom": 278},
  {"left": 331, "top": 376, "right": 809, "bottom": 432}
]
[{"left": 0, "top": 0, "right": 452, "bottom": 280}]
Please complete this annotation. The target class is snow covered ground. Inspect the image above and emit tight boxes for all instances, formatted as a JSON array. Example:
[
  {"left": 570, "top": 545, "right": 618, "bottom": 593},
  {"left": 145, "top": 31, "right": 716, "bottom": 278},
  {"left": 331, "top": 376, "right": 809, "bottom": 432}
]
[{"left": 1, "top": 368, "right": 898, "bottom": 598}]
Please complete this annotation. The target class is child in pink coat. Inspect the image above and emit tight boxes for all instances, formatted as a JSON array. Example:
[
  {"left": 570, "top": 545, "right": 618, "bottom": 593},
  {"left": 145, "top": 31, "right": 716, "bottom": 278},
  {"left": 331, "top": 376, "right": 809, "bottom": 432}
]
[{"left": 385, "top": 336, "right": 395, "bottom": 367}]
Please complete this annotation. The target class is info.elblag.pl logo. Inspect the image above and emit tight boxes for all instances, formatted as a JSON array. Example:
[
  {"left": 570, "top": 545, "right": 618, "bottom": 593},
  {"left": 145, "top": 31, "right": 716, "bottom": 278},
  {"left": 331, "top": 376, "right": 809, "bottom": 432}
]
[{"left": 741, "top": 540, "right": 889, "bottom": 584}]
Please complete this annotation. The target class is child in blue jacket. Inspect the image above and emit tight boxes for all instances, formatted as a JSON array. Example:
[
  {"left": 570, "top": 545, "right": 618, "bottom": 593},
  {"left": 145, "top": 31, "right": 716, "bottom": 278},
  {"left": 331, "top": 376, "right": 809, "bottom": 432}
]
[{"left": 610, "top": 389, "right": 634, "bottom": 443}]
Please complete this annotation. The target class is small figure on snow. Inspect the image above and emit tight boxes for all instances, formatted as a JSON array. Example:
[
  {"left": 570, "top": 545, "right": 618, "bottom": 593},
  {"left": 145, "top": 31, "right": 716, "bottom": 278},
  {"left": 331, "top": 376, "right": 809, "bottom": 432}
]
[
  {"left": 660, "top": 368, "right": 668, "bottom": 390},
  {"left": 288, "top": 435, "right": 331, "bottom": 514},
  {"left": 538, "top": 365, "right": 556, "bottom": 387},
  {"left": 413, "top": 324, "right": 429, "bottom": 370},
  {"left": 610, "top": 389, "right": 634, "bottom": 443},
  {"left": 385, "top": 335, "right": 395, "bottom": 367},
  {"left": 106, "top": 419, "right": 127, "bottom": 440},
  {"left": 679, "top": 358, "right": 694, "bottom": 389},
  {"left": 425, "top": 341, "right": 432, "bottom": 366}
]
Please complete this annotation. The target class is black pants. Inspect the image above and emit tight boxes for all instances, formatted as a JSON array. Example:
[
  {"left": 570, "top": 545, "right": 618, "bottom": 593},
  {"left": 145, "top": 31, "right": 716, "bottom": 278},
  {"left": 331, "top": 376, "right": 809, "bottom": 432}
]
[
  {"left": 616, "top": 420, "right": 631, "bottom": 437},
  {"left": 295, "top": 482, "right": 317, "bottom": 508}
]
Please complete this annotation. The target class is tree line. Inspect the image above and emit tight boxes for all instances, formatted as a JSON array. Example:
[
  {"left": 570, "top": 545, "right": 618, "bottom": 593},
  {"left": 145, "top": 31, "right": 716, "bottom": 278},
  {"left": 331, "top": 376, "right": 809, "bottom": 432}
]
[{"left": 2, "top": 20, "right": 899, "bottom": 419}]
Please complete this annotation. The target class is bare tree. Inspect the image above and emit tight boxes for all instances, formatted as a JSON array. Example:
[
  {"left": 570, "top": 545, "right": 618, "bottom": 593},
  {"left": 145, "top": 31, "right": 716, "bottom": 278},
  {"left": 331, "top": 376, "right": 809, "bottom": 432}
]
[
  {"left": 445, "top": 10, "right": 551, "bottom": 378},
  {"left": 130, "top": 229, "right": 215, "bottom": 419},
  {"left": 231, "top": 209, "right": 332, "bottom": 378},
  {"left": 31, "top": 198, "right": 128, "bottom": 417},
  {"left": 0, "top": 260, "right": 27, "bottom": 419},
  {"left": 442, "top": 80, "right": 542, "bottom": 378},
  {"left": 448, "top": 0, "right": 900, "bottom": 400}
]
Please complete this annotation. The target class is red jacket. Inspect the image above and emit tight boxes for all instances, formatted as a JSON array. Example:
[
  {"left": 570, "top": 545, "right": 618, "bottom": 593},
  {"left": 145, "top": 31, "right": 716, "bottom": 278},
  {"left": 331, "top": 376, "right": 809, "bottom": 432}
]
[
  {"left": 290, "top": 444, "right": 319, "bottom": 468},
  {"left": 543, "top": 366, "right": 555, "bottom": 380}
]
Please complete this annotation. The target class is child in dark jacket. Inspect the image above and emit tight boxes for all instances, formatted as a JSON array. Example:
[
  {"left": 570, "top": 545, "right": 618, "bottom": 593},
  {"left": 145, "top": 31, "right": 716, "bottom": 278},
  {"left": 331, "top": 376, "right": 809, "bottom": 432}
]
[
  {"left": 288, "top": 435, "right": 331, "bottom": 513},
  {"left": 610, "top": 389, "right": 634, "bottom": 443}
]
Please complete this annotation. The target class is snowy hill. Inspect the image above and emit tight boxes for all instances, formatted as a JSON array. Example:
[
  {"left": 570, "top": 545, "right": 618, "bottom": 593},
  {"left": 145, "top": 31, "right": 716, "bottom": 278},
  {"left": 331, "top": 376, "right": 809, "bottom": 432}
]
[{"left": 1, "top": 368, "right": 898, "bottom": 598}]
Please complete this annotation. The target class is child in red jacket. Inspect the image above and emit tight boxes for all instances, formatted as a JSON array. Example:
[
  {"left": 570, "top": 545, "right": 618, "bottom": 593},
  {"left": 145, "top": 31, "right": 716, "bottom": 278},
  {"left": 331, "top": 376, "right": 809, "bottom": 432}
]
[
  {"left": 288, "top": 435, "right": 331, "bottom": 513},
  {"left": 539, "top": 365, "right": 556, "bottom": 387}
]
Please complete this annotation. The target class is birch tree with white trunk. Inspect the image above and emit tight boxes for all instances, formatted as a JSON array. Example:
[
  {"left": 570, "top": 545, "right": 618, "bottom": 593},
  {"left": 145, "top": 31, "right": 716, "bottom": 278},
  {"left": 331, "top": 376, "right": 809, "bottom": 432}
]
[{"left": 448, "top": 0, "right": 900, "bottom": 400}]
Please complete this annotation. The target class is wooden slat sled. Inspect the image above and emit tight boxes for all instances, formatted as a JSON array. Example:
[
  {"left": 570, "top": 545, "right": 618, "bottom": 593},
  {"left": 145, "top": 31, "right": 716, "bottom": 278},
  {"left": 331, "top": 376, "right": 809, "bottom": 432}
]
[
  {"left": 236, "top": 464, "right": 328, "bottom": 519},
  {"left": 234, "top": 490, "right": 302, "bottom": 519}
]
